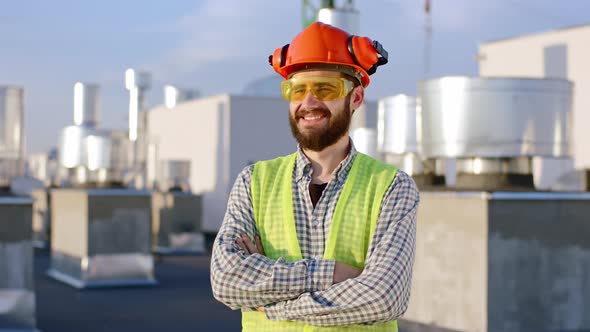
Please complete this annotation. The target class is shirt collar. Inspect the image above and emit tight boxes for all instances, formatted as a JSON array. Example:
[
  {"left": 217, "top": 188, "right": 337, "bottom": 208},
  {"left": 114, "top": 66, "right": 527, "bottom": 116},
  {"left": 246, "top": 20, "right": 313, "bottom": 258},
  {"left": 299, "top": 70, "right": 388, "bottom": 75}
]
[{"left": 294, "top": 139, "right": 358, "bottom": 185}]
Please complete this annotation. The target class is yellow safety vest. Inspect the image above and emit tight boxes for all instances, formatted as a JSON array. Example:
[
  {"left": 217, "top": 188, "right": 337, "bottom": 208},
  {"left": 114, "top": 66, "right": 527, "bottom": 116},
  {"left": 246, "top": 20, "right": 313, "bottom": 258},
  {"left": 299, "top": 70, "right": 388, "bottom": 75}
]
[{"left": 245, "top": 152, "right": 398, "bottom": 332}]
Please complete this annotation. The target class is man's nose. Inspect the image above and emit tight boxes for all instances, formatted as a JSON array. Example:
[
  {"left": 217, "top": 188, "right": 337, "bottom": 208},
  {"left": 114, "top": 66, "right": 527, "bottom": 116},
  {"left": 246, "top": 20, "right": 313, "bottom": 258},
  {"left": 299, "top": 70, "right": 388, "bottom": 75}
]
[{"left": 300, "top": 90, "right": 322, "bottom": 108}]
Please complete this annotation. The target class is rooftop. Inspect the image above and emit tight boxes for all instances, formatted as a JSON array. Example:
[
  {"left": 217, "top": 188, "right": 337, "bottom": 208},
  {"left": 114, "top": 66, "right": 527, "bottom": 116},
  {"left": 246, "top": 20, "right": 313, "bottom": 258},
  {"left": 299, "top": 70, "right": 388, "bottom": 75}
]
[{"left": 34, "top": 248, "right": 241, "bottom": 332}]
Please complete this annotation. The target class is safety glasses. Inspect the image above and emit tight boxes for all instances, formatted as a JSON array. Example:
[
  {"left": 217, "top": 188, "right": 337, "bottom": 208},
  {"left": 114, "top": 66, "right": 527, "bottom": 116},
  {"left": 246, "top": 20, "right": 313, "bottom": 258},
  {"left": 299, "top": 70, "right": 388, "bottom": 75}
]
[{"left": 281, "top": 76, "right": 355, "bottom": 102}]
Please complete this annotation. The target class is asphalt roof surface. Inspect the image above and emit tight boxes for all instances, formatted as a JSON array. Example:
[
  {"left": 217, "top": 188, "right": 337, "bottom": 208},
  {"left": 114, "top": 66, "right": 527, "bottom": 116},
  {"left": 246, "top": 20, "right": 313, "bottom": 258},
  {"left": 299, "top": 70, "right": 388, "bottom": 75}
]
[
  {"left": 34, "top": 248, "right": 241, "bottom": 332},
  {"left": 33, "top": 248, "right": 434, "bottom": 332}
]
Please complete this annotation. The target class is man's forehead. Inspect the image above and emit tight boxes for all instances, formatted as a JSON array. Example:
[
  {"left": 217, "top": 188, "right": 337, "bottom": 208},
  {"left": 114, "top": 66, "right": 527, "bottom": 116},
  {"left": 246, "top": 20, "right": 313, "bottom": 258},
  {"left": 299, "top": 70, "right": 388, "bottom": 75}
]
[{"left": 291, "top": 70, "right": 342, "bottom": 79}]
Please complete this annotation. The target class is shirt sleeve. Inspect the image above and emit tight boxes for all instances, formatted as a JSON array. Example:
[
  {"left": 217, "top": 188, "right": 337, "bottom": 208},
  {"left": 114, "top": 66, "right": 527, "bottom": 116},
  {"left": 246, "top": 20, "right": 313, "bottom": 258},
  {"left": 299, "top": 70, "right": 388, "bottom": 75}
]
[
  {"left": 263, "top": 171, "right": 419, "bottom": 326},
  {"left": 210, "top": 165, "right": 336, "bottom": 310}
]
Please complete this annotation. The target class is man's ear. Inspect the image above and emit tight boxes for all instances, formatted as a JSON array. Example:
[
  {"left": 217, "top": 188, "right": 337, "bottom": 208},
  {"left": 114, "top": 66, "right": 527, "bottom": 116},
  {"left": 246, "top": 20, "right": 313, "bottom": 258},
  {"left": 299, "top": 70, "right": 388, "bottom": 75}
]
[{"left": 350, "top": 86, "right": 364, "bottom": 112}]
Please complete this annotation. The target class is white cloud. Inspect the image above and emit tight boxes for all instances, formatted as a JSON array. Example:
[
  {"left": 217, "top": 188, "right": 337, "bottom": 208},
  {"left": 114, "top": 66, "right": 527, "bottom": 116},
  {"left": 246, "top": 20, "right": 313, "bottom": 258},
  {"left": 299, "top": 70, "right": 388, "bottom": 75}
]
[
  {"left": 137, "top": 0, "right": 590, "bottom": 99},
  {"left": 146, "top": 1, "right": 301, "bottom": 83},
  {"left": 370, "top": 0, "right": 506, "bottom": 33}
]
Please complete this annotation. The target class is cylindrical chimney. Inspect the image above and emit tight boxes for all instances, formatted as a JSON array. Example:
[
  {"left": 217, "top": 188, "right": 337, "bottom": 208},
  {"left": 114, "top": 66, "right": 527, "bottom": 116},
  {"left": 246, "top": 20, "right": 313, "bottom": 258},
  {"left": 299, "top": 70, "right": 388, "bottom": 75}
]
[
  {"left": 73, "top": 83, "right": 100, "bottom": 127},
  {"left": 0, "top": 86, "right": 25, "bottom": 186},
  {"left": 125, "top": 68, "right": 152, "bottom": 188},
  {"left": 125, "top": 69, "right": 151, "bottom": 142}
]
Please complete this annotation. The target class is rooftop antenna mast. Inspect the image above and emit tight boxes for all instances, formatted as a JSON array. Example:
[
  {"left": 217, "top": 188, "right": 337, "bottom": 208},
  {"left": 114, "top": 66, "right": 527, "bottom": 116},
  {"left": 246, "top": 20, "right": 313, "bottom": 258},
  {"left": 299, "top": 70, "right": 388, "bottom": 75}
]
[{"left": 423, "top": 0, "right": 432, "bottom": 78}]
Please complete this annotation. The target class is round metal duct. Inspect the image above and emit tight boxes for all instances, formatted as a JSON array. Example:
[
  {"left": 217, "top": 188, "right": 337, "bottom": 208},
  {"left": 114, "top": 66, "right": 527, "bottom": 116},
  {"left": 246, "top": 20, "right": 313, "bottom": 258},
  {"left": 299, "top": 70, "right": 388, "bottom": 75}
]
[
  {"left": 377, "top": 94, "right": 418, "bottom": 155},
  {"left": 59, "top": 126, "right": 100, "bottom": 169},
  {"left": 419, "top": 77, "right": 572, "bottom": 159},
  {"left": 85, "top": 134, "right": 112, "bottom": 171},
  {"left": 59, "top": 127, "right": 131, "bottom": 186}
]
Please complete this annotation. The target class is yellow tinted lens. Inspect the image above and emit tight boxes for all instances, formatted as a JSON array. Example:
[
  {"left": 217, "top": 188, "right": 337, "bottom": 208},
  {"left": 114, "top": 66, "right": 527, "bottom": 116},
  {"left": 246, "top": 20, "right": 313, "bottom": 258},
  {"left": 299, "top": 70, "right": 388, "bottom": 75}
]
[
  {"left": 281, "top": 77, "right": 353, "bottom": 102},
  {"left": 310, "top": 81, "right": 342, "bottom": 101},
  {"left": 282, "top": 81, "right": 311, "bottom": 102},
  {"left": 290, "top": 83, "right": 310, "bottom": 101},
  {"left": 281, "top": 81, "right": 293, "bottom": 101}
]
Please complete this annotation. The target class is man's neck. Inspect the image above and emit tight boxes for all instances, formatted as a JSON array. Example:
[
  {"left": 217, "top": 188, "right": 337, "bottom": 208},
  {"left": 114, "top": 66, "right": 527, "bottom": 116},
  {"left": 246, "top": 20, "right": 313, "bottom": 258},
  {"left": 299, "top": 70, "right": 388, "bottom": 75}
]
[{"left": 302, "top": 135, "right": 350, "bottom": 184}]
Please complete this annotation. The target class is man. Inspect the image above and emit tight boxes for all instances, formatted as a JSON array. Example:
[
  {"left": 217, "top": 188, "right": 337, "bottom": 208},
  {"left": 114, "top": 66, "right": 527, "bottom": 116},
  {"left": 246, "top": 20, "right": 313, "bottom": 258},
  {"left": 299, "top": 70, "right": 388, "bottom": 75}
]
[{"left": 211, "top": 22, "right": 419, "bottom": 331}]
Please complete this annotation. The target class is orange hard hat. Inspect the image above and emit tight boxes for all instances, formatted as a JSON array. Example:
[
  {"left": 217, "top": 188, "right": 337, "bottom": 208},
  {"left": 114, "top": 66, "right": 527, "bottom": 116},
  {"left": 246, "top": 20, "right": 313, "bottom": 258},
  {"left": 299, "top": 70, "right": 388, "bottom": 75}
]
[{"left": 269, "top": 22, "right": 388, "bottom": 87}]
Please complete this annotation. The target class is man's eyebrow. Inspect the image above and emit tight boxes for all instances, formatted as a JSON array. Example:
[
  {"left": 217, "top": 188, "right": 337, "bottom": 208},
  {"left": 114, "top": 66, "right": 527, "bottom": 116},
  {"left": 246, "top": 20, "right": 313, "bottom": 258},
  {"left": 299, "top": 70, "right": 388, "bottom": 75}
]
[{"left": 315, "top": 82, "right": 337, "bottom": 87}]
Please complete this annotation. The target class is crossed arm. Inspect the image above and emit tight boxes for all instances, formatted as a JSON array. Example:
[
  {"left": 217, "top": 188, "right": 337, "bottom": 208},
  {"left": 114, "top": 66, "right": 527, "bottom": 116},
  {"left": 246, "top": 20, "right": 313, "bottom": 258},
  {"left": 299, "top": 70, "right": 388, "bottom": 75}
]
[
  {"left": 234, "top": 234, "right": 362, "bottom": 312},
  {"left": 210, "top": 167, "right": 345, "bottom": 310},
  {"left": 210, "top": 166, "right": 419, "bottom": 326}
]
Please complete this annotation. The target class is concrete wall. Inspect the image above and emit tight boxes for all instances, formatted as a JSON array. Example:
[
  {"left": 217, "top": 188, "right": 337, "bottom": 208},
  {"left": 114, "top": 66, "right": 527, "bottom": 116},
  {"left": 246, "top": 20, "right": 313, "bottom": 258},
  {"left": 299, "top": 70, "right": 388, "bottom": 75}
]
[
  {"left": 406, "top": 192, "right": 489, "bottom": 332},
  {"left": 478, "top": 25, "right": 590, "bottom": 170},
  {"left": 405, "top": 191, "right": 590, "bottom": 332},
  {"left": 488, "top": 197, "right": 590, "bottom": 331}
]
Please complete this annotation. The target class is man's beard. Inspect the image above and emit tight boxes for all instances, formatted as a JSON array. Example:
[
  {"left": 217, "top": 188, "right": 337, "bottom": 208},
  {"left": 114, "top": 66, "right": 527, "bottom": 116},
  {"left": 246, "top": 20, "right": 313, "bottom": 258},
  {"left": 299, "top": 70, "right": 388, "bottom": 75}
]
[{"left": 289, "top": 97, "right": 352, "bottom": 152}]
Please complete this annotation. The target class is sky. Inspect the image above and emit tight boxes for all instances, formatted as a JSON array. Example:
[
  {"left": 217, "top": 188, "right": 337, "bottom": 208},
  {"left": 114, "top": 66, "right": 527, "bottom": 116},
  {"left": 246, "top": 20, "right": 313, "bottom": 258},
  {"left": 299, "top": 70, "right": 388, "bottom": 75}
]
[{"left": 1, "top": 0, "right": 589, "bottom": 154}]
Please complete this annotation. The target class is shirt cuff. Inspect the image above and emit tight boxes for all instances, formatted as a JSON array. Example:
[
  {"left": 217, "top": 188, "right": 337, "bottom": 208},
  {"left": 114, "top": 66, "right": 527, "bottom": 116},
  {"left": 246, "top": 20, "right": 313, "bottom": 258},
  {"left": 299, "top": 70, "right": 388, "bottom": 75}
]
[{"left": 306, "top": 258, "right": 335, "bottom": 292}]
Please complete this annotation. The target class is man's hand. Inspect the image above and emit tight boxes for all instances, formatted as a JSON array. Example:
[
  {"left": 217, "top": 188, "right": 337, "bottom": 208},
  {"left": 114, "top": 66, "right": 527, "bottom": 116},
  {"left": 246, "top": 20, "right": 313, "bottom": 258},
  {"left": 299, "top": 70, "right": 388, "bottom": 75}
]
[
  {"left": 333, "top": 262, "right": 362, "bottom": 284},
  {"left": 236, "top": 234, "right": 265, "bottom": 256}
]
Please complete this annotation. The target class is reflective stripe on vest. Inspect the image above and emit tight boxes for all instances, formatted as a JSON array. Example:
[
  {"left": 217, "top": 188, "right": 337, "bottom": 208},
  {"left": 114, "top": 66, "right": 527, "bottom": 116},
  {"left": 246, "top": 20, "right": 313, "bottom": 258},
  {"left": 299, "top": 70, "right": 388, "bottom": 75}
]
[{"left": 245, "top": 152, "right": 398, "bottom": 332}]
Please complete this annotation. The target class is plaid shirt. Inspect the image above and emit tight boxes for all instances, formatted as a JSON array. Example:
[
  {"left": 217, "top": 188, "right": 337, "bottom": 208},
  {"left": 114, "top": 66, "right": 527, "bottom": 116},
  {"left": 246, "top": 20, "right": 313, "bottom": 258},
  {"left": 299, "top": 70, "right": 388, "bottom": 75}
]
[{"left": 210, "top": 142, "right": 419, "bottom": 326}]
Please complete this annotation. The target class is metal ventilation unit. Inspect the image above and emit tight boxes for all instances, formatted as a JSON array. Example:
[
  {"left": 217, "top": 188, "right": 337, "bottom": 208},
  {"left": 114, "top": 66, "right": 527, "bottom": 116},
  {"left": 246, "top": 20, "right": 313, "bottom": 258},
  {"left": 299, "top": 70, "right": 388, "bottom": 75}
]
[
  {"left": 50, "top": 80, "right": 155, "bottom": 288},
  {"left": 377, "top": 94, "right": 440, "bottom": 187},
  {"left": 58, "top": 83, "right": 132, "bottom": 187},
  {"left": 403, "top": 76, "right": 590, "bottom": 332},
  {"left": 419, "top": 76, "right": 572, "bottom": 190},
  {"left": 156, "top": 160, "right": 191, "bottom": 192},
  {"left": 152, "top": 159, "right": 204, "bottom": 255}
]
